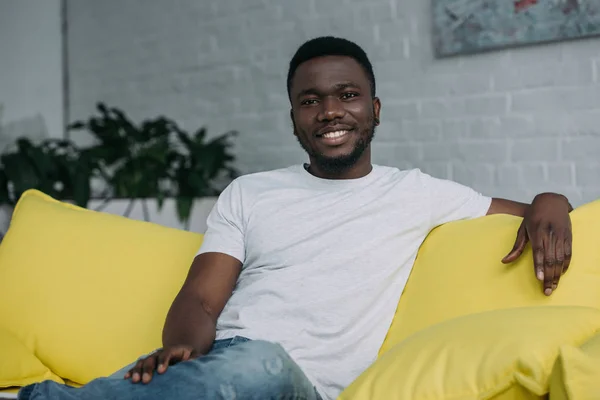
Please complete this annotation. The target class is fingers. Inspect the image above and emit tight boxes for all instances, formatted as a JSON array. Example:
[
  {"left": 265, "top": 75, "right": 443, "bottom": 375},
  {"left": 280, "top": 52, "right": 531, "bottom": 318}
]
[
  {"left": 532, "top": 235, "right": 545, "bottom": 283},
  {"left": 141, "top": 355, "right": 157, "bottom": 384},
  {"left": 522, "top": 195, "right": 572, "bottom": 296},
  {"left": 537, "top": 227, "right": 571, "bottom": 296},
  {"left": 175, "top": 347, "right": 193, "bottom": 363},
  {"left": 156, "top": 347, "right": 188, "bottom": 374},
  {"left": 125, "top": 347, "right": 195, "bottom": 383},
  {"left": 543, "top": 231, "right": 556, "bottom": 296},
  {"left": 127, "top": 358, "right": 146, "bottom": 383},
  {"left": 127, "top": 355, "right": 158, "bottom": 384},
  {"left": 157, "top": 351, "right": 170, "bottom": 374},
  {"left": 563, "top": 236, "right": 572, "bottom": 273},
  {"left": 553, "top": 237, "right": 565, "bottom": 290},
  {"left": 502, "top": 223, "right": 528, "bottom": 264}
]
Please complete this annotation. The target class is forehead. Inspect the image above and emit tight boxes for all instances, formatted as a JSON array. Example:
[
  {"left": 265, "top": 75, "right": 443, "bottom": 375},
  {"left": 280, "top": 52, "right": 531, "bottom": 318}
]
[{"left": 290, "top": 55, "right": 370, "bottom": 94}]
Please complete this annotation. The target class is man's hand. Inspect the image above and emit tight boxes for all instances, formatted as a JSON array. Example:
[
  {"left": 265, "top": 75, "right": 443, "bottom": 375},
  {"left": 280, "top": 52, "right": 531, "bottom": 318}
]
[
  {"left": 124, "top": 345, "right": 197, "bottom": 384},
  {"left": 501, "top": 193, "right": 573, "bottom": 296}
]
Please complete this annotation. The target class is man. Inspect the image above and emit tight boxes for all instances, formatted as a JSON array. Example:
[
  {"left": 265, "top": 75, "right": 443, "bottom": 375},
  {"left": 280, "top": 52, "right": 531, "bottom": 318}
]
[{"left": 19, "top": 36, "right": 572, "bottom": 400}]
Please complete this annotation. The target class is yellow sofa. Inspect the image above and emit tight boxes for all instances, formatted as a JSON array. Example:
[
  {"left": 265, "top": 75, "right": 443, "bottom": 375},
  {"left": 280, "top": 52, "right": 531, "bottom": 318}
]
[{"left": 1, "top": 189, "right": 600, "bottom": 399}]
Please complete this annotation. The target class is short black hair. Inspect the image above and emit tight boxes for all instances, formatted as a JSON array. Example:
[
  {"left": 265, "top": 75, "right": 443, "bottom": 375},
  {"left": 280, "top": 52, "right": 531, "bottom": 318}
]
[{"left": 287, "top": 36, "right": 376, "bottom": 99}]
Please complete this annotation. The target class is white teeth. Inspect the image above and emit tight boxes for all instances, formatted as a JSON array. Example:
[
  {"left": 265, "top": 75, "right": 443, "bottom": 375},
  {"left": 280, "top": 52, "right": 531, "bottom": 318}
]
[{"left": 322, "top": 130, "right": 348, "bottom": 139}]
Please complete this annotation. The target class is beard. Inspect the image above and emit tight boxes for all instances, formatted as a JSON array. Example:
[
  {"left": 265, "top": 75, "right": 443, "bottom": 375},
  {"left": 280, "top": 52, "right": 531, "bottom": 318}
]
[{"left": 295, "top": 120, "right": 376, "bottom": 175}]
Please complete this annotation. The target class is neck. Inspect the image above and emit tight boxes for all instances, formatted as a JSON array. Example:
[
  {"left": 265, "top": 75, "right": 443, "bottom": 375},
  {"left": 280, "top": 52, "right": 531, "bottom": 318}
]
[{"left": 305, "top": 155, "right": 372, "bottom": 180}]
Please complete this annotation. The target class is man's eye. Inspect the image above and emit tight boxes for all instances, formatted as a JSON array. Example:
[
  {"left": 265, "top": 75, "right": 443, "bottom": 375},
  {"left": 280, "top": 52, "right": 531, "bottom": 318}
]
[
  {"left": 341, "top": 92, "right": 358, "bottom": 100},
  {"left": 301, "top": 99, "right": 318, "bottom": 106}
]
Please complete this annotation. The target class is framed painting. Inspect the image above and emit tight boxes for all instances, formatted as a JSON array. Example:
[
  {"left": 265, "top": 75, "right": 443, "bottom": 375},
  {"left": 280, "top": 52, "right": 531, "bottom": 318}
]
[{"left": 433, "top": 0, "right": 600, "bottom": 57}]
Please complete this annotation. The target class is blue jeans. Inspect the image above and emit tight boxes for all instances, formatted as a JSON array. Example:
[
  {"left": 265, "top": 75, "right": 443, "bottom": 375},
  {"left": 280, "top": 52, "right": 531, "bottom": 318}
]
[{"left": 18, "top": 337, "right": 323, "bottom": 400}]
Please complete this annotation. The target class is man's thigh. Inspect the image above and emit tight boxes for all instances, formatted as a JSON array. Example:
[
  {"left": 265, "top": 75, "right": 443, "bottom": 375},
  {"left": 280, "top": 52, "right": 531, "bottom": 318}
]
[
  {"left": 20, "top": 337, "right": 323, "bottom": 400},
  {"left": 109, "top": 337, "right": 322, "bottom": 399}
]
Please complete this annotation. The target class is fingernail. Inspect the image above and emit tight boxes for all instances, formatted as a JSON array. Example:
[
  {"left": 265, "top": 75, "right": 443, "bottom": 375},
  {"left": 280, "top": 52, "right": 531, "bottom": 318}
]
[
  {"left": 545, "top": 288, "right": 552, "bottom": 296},
  {"left": 552, "top": 284, "right": 558, "bottom": 290},
  {"left": 537, "top": 271, "right": 544, "bottom": 280}
]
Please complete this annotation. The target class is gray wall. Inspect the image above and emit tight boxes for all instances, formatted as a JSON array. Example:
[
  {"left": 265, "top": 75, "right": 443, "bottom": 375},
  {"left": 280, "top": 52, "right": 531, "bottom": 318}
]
[
  {"left": 67, "top": 0, "right": 600, "bottom": 206},
  {"left": 0, "top": 0, "right": 64, "bottom": 144}
]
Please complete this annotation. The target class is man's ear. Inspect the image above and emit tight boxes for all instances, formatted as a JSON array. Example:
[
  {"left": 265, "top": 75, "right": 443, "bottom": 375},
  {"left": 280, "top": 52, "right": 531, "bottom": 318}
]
[
  {"left": 290, "top": 109, "right": 298, "bottom": 137},
  {"left": 373, "top": 97, "right": 381, "bottom": 125}
]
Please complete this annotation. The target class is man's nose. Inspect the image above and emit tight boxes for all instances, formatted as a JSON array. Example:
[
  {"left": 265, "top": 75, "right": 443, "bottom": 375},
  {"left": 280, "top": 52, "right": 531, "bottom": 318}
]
[{"left": 317, "top": 97, "right": 345, "bottom": 121}]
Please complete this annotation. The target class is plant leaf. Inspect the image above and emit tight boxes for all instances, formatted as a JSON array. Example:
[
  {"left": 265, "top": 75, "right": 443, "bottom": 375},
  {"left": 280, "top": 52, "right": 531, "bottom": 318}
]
[
  {"left": 1, "top": 153, "right": 40, "bottom": 202},
  {"left": 156, "top": 190, "right": 166, "bottom": 210},
  {"left": 193, "top": 127, "right": 207, "bottom": 142},
  {"left": 67, "top": 121, "right": 85, "bottom": 130},
  {"left": 175, "top": 127, "right": 193, "bottom": 149},
  {"left": 175, "top": 196, "right": 194, "bottom": 226},
  {"left": 110, "top": 107, "right": 139, "bottom": 138},
  {"left": 97, "top": 102, "right": 109, "bottom": 115},
  {"left": 72, "top": 155, "right": 92, "bottom": 207},
  {"left": 0, "top": 170, "right": 10, "bottom": 205}
]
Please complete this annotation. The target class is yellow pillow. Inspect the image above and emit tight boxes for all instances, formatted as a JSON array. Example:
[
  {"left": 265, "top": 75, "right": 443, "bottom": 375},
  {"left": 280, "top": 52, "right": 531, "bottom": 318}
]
[
  {"left": 380, "top": 199, "right": 600, "bottom": 355},
  {"left": 340, "top": 306, "right": 600, "bottom": 400},
  {"left": 0, "top": 326, "right": 63, "bottom": 389},
  {"left": 0, "top": 190, "right": 204, "bottom": 385},
  {"left": 548, "top": 332, "right": 600, "bottom": 399}
]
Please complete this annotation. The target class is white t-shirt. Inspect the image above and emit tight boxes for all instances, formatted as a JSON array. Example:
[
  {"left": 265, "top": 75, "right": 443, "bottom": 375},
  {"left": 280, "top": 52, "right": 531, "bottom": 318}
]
[{"left": 197, "top": 164, "right": 492, "bottom": 400}]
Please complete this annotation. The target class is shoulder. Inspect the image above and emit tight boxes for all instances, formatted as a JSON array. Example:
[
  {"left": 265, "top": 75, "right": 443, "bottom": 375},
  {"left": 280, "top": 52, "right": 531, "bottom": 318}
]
[
  {"left": 377, "top": 166, "right": 468, "bottom": 190},
  {"left": 373, "top": 166, "right": 474, "bottom": 199},
  {"left": 373, "top": 165, "right": 432, "bottom": 187}
]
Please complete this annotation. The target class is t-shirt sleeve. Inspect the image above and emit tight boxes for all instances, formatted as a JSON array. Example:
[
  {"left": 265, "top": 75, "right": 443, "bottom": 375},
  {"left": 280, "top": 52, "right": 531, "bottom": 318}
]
[
  {"left": 423, "top": 172, "right": 492, "bottom": 229},
  {"left": 195, "top": 179, "right": 246, "bottom": 263}
]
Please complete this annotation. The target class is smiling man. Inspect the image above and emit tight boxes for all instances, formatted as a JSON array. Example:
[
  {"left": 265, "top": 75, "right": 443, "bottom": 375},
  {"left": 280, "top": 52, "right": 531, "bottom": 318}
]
[
  {"left": 291, "top": 53, "right": 378, "bottom": 179},
  {"left": 19, "top": 37, "right": 573, "bottom": 400}
]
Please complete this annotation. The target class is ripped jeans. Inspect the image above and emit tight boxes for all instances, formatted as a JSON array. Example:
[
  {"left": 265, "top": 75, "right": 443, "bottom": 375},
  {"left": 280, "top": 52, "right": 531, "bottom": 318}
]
[{"left": 18, "top": 337, "right": 323, "bottom": 400}]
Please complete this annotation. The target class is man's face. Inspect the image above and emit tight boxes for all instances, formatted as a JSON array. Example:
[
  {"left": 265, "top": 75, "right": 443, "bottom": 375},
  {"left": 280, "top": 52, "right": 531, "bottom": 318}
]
[{"left": 289, "top": 55, "right": 381, "bottom": 174}]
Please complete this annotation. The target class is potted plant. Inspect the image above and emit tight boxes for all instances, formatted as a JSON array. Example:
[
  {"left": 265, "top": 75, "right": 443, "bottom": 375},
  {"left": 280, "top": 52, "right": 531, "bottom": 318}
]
[
  {"left": 0, "top": 136, "right": 99, "bottom": 240},
  {"left": 67, "top": 103, "right": 239, "bottom": 230},
  {"left": 0, "top": 103, "right": 239, "bottom": 235},
  {"left": 0, "top": 137, "right": 93, "bottom": 207}
]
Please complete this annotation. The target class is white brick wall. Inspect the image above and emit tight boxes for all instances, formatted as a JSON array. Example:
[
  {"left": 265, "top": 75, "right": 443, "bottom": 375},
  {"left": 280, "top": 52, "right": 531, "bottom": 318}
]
[
  {"left": 0, "top": 0, "right": 63, "bottom": 139},
  {"left": 67, "top": 0, "right": 600, "bottom": 206}
]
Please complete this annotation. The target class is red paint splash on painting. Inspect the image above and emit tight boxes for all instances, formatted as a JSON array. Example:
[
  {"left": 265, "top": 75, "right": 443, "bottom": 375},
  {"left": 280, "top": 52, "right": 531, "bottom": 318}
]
[{"left": 514, "top": 0, "right": 538, "bottom": 13}]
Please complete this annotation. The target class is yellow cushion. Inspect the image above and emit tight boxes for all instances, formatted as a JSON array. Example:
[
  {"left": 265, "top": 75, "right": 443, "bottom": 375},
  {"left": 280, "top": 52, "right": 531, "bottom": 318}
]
[
  {"left": 339, "top": 306, "right": 600, "bottom": 400},
  {"left": 548, "top": 332, "right": 600, "bottom": 399},
  {"left": 0, "top": 326, "right": 63, "bottom": 388},
  {"left": 0, "top": 190, "right": 204, "bottom": 385},
  {"left": 380, "top": 199, "right": 600, "bottom": 355}
]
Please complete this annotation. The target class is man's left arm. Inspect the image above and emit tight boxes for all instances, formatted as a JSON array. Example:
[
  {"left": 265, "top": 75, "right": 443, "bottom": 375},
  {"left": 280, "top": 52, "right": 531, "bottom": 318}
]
[{"left": 486, "top": 194, "right": 574, "bottom": 296}]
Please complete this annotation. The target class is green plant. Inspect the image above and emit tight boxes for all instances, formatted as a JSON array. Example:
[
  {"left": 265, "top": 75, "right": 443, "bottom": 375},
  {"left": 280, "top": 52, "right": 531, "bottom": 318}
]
[
  {"left": 68, "top": 103, "right": 239, "bottom": 226},
  {"left": 0, "top": 103, "right": 239, "bottom": 228},
  {"left": 0, "top": 137, "right": 94, "bottom": 207}
]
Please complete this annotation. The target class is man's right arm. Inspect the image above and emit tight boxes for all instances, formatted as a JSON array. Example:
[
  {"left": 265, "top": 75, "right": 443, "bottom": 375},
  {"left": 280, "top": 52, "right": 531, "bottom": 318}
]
[
  {"left": 162, "top": 252, "right": 242, "bottom": 355},
  {"left": 125, "top": 252, "right": 242, "bottom": 383},
  {"left": 128, "top": 175, "right": 247, "bottom": 383}
]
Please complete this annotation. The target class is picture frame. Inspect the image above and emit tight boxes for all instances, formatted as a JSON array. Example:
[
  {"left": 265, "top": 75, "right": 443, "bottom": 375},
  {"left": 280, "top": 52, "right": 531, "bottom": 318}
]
[{"left": 433, "top": 0, "right": 600, "bottom": 57}]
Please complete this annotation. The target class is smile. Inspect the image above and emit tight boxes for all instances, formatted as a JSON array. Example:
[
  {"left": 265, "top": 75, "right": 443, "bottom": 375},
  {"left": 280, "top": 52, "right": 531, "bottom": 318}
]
[
  {"left": 320, "top": 130, "right": 349, "bottom": 139},
  {"left": 316, "top": 129, "right": 352, "bottom": 146}
]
